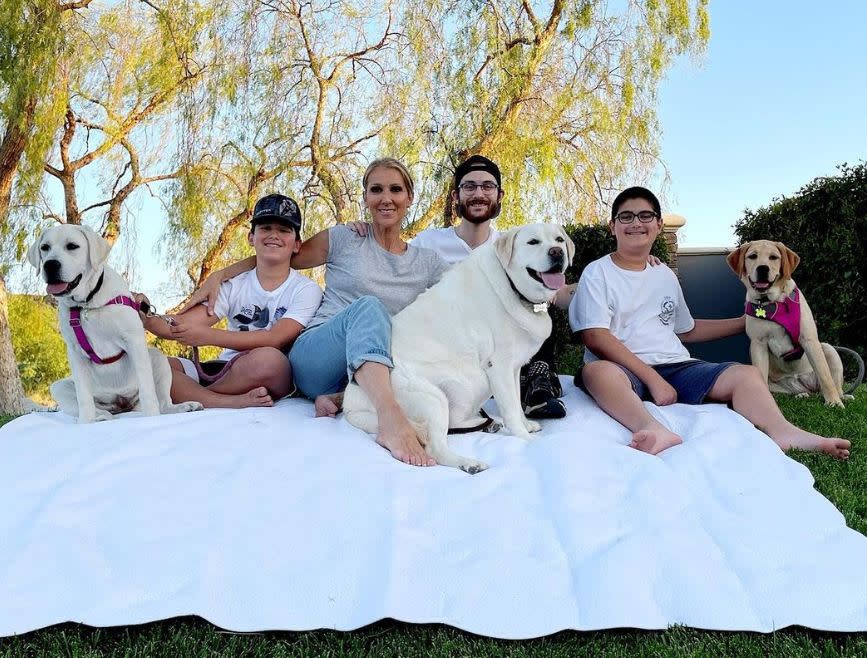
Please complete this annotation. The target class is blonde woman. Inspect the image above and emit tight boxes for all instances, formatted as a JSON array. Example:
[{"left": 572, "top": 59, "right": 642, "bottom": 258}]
[{"left": 183, "top": 159, "right": 448, "bottom": 466}]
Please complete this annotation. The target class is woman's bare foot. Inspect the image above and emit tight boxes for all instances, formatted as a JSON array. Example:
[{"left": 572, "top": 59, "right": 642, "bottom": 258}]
[
  {"left": 630, "top": 427, "right": 683, "bottom": 455},
  {"left": 314, "top": 392, "right": 344, "bottom": 418},
  {"left": 773, "top": 427, "right": 850, "bottom": 460},
  {"left": 376, "top": 404, "right": 435, "bottom": 466}
]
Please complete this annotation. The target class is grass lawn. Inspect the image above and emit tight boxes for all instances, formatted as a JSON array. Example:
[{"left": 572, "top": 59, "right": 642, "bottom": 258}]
[{"left": 1, "top": 389, "right": 865, "bottom": 657}]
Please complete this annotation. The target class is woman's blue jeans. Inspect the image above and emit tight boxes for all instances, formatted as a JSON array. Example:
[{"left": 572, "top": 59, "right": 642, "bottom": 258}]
[{"left": 289, "top": 295, "right": 393, "bottom": 398}]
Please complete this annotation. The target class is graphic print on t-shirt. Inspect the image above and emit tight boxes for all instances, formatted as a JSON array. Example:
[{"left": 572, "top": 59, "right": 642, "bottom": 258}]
[
  {"left": 233, "top": 305, "right": 270, "bottom": 330},
  {"left": 658, "top": 296, "right": 675, "bottom": 326}
]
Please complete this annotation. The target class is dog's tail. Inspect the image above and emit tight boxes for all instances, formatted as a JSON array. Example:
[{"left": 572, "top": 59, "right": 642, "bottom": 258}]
[{"left": 835, "top": 346, "right": 865, "bottom": 394}]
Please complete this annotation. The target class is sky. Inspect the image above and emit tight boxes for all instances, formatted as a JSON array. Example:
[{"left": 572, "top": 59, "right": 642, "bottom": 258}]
[
  {"left": 12, "top": 1, "right": 867, "bottom": 306},
  {"left": 656, "top": 0, "right": 867, "bottom": 248}
]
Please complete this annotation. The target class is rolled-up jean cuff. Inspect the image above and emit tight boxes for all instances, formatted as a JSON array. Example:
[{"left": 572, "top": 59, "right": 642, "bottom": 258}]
[{"left": 348, "top": 350, "right": 394, "bottom": 375}]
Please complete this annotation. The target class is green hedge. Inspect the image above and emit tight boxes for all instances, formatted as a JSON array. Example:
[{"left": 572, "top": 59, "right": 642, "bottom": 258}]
[
  {"left": 552, "top": 223, "right": 670, "bottom": 375},
  {"left": 733, "top": 162, "right": 867, "bottom": 359}
]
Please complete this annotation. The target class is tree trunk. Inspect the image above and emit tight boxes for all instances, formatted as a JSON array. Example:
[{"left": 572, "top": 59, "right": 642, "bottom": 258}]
[
  {"left": 0, "top": 97, "right": 37, "bottom": 415},
  {"left": 0, "top": 275, "right": 26, "bottom": 415}
]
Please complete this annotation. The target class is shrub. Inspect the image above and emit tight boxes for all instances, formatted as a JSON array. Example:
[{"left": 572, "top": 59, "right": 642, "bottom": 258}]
[
  {"left": 733, "top": 162, "right": 867, "bottom": 359},
  {"left": 9, "top": 295, "right": 69, "bottom": 400},
  {"left": 552, "top": 223, "right": 670, "bottom": 374}
]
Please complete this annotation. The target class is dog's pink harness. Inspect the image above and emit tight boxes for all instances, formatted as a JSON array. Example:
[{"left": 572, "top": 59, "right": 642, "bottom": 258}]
[
  {"left": 69, "top": 296, "right": 140, "bottom": 365},
  {"left": 745, "top": 288, "right": 804, "bottom": 361}
]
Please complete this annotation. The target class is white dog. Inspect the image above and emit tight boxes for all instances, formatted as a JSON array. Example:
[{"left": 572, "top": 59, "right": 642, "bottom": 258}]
[
  {"left": 28, "top": 224, "right": 202, "bottom": 422},
  {"left": 343, "top": 224, "right": 575, "bottom": 473}
]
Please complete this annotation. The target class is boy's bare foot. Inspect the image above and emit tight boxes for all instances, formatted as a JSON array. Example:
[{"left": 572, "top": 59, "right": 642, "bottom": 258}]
[
  {"left": 376, "top": 404, "right": 435, "bottom": 467},
  {"left": 314, "top": 392, "right": 344, "bottom": 418},
  {"left": 773, "top": 428, "right": 850, "bottom": 460},
  {"left": 630, "top": 427, "right": 683, "bottom": 455},
  {"left": 237, "top": 386, "right": 274, "bottom": 408}
]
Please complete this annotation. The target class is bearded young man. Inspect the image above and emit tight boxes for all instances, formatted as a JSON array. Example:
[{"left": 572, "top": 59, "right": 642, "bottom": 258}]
[{"left": 412, "top": 156, "right": 570, "bottom": 419}]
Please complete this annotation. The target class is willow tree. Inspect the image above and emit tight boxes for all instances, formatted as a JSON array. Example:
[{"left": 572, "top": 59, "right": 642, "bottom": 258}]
[
  {"left": 387, "top": 0, "right": 711, "bottom": 232},
  {"left": 0, "top": 0, "right": 93, "bottom": 415},
  {"left": 164, "top": 0, "right": 407, "bottom": 289},
  {"left": 164, "top": 0, "right": 708, "bottom": 300},
  {"left": 39, "top": 1, "right": 207, "bottom": 246}
]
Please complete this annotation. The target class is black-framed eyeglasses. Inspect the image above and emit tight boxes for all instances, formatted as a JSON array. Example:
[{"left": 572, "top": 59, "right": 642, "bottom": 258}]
[
  {"left": 614, "top": 211, "right": 659, "bottom": 224},
  {"left": 458, "top": 181, "right": 499, "bottom": 193}
]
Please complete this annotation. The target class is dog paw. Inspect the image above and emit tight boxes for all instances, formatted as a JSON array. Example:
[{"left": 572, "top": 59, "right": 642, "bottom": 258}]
[
  {"left": 460, "top": 460, "right": 489, "bottom": 475},
  {"left": 524, "top": 419, "right": 542, "bottom": 433},
  {"left": 510, "top": 428, "right": 534, "bottom": 441},
  {"left": 824, "top": 398, "right": 845, "bottom": 409},
  {"left": 180, "top": 401, "right": 204, "bottom": 412},
  {"left": 843, "top": 394, "right": 855, "bottom": 401},
  {"left": 795, "top": 392, "right": 810, "bottom": 399}
]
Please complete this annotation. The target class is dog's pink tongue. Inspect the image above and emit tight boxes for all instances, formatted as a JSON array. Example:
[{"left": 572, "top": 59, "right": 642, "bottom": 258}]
[
  {"left": 540, "top": 272, "right": 566, "bottom": 289},
  {"left": 46, "top": 282, "right": 68, "bottom": 295}
]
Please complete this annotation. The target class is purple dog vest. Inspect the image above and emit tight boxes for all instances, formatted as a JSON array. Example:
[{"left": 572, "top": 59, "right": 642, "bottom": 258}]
[{"left": 745, "top": 288, "right": 803, "bottom": 361}]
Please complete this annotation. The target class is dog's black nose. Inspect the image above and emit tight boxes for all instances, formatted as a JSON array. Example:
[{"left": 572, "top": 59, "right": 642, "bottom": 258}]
[
  {"left": 755, "top": 265, "right": 770, "bottom": 281},
  {"left": 43, "top": 259, "right": 61, "bottom": 280}
]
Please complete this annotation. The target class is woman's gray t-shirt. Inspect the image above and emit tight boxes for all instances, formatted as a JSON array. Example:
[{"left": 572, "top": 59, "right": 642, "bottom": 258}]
[{"left": 306, "top": 225, "right": 448, "bottom": 330}]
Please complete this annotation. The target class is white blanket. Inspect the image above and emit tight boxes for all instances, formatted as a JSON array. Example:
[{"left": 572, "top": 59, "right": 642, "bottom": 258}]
[{"left": 2, "top": 380, "right": 866, "bottom": 638}]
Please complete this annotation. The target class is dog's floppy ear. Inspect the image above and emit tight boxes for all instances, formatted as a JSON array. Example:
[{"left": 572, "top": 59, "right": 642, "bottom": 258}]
[
  {"left": 726, "top": 243, "right": 749, "bottom": 277},
  {"left": 775, "top": 242, "right": 800, "bottom": 280},
  {"left": 494, "top": 227, "right": 520, "bottom": 268},
  {"left": 26, "top": 238, "right": 43, "bottom": 268},
  {"left": 560, "top": 226, "right": 576, "bottom": 267},
  {"left": 79, "top": 225, "right": 111, "bottom": 269}
]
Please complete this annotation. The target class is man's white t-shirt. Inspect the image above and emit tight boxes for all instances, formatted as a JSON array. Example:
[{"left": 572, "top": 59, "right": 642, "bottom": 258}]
[
  {"left": 213, "top": 269, "right": 323, "bottom": 360},
  {"left": 569, "top": 255, "right": 694, "bottom": 366},
  {"left": 411, "top": 226, "right": 499, "bottom": 265}
]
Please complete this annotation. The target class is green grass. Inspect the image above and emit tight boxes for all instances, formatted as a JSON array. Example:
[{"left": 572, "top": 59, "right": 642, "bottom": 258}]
[{"left": 1, "top": 390, "right": 865, "bottom": 657}]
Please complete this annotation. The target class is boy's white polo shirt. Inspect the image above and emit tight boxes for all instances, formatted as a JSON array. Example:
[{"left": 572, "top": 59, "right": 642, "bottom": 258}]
[{"left": 570, "top": 255, "right": 694, "bottom": 366}]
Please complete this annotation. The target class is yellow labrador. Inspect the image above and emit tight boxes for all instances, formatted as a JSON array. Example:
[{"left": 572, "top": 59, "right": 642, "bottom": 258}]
[
  {"left": 727, "top": 240, "right": 848, "bottom": 407},
  {"left": 343, "top": 224, "right": 575, "bottom": 473}
]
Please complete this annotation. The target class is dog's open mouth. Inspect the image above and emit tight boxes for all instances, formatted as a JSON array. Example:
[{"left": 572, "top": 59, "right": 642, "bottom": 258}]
[
  {"left": 46, "top": 274, "right": 82, "bottom": 296},
  {"left": 527, "top": 267, "right": 565, "bottom": 290},
  {"left": 749, "top": 277, "right": 775, "bottom": 293}
]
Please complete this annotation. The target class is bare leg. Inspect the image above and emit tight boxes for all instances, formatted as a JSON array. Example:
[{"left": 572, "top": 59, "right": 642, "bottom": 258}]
[
  {"left": 582, "top": 361, "right": 682, "bottom": 455},
  {"left": 707, "top": 365, "right": 850, "bottom": 459},
  {"left": 314, "top": 391, "right": 344, "bottom": 418},
  {"left": 167, "top": 348, "right": 291, "bottom": 409},
  {"left": 353, "top": 361, "right": 435, "bottom": 466}
]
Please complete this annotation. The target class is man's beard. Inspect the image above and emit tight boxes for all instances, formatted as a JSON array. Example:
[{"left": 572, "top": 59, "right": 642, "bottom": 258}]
[{"left": 457, "top": 199, "right": 501, "bottom": 224}]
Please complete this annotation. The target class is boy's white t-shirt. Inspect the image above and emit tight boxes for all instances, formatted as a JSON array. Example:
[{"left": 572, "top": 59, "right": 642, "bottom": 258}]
[
  {"left": 569, "top": 254, "right": 695, "bottom": 366},
  {"left": 411, "top": 226, "right": 499, "bottom": 265},
  {"left": 213, "top": 268, "right": 323, "bottom": 360}
]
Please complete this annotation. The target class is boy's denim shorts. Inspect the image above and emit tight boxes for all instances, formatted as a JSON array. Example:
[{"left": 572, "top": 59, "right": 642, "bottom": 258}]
[{"left": 576, "top": 359, "right": 739, "bottom": 405}]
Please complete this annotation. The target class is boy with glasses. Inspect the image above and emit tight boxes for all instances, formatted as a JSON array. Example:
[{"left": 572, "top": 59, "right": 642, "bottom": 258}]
[{"left": 570, "top": 186, "right": 850, "bottom": 458}]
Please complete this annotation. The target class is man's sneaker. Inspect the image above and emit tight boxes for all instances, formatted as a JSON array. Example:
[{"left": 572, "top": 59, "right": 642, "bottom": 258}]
[{"left": 520, "top": 360, "right": 567, "bottom": 419}]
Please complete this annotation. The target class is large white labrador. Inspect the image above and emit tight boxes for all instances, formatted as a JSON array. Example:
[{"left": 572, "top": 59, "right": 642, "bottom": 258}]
[
  {"left": 343, "top": 224, "right": 575, "bottom": 474},
  {"left": 28, "top": 224, "right": 202, "bottom": 422}
]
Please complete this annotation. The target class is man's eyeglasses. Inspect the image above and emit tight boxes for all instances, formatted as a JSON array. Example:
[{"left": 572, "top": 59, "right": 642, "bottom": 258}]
[
  {"left": 614, "top": 211, "right": 659, "bottom": 224},
  {"left": 458, "top": 181, "right": 499, "bottom": 193}
]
